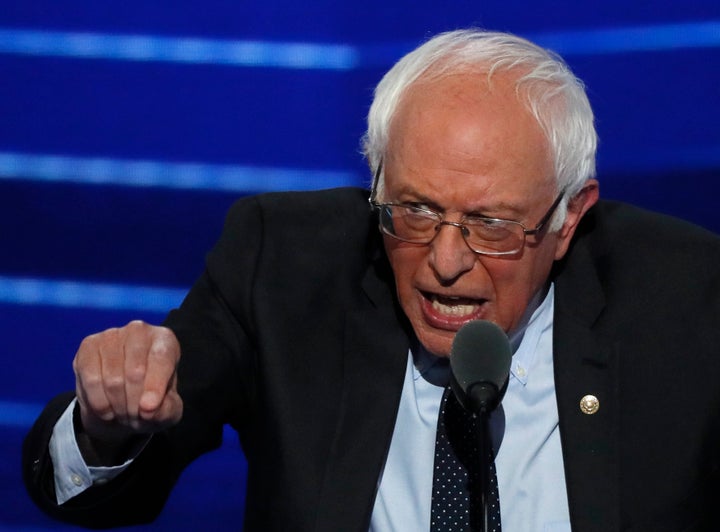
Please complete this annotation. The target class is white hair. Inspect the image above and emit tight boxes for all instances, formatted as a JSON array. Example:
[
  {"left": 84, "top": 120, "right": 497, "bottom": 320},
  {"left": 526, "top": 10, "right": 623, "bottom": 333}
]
[{"left": 362, "top": 29, "right": 597, "bottom": 231}]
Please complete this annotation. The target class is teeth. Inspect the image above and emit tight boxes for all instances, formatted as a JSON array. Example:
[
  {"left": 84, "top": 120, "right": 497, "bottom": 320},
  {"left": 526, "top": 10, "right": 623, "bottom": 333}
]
[{"left": 431, "top": 297, "right": 478, "bottom": 317}]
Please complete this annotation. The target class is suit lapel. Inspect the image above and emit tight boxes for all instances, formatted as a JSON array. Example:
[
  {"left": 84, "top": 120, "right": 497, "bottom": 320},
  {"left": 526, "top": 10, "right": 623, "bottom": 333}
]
[
  {"left": 553, "top": 230, "right": 621, "bottom": 531},
  {"left": 313, "top": 246, "right": 411, "bottom": 532}
]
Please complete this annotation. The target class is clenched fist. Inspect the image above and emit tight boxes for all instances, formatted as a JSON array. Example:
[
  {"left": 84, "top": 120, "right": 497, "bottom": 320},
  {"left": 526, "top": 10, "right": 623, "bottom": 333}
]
[{"left": 73, "top": 320, "right": 183, "bottom": 445}]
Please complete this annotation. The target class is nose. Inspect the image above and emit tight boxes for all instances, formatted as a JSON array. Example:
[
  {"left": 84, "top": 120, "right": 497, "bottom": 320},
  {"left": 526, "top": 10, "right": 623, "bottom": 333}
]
[{"left": 428, "top": 222, "right": 477, "bottom": 284}]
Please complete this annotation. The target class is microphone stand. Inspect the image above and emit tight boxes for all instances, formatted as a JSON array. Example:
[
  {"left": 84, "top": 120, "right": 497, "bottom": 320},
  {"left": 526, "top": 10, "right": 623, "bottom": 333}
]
[
  {"left": 474, "top": 408, "right": 493, "bottom": 532},
  {"left": 466, "top": 381, "right": 499, "bottom": 532}
]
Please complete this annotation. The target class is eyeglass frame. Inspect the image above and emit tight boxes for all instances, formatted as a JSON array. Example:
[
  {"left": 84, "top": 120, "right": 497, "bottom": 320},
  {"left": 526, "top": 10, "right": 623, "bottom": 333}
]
[{"left": 368, "top": 160, "right": 567, "bottom": 257}]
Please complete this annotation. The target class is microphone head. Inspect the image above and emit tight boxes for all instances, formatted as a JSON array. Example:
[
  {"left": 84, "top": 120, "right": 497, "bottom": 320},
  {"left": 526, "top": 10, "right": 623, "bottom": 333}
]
[{"left": 450, "top": 320, "right": 512, "bottom": 414}]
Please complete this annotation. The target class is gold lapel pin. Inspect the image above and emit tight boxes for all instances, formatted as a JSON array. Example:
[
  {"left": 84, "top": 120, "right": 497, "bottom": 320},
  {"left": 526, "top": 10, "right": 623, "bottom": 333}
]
[{"left": 579, "top": 394, "right": 600, "bottom": 415}]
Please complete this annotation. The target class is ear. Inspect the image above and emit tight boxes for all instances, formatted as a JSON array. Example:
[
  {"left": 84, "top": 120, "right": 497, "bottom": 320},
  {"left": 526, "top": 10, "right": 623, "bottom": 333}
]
[{"left": 554, "top": 179, "right": 599, "bottom": 260}]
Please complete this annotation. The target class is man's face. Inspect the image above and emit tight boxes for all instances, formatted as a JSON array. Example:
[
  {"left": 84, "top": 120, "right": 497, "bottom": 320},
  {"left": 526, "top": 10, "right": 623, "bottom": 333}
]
[{"left": 382, "top": 72, "right": 589, "bottom": 357}]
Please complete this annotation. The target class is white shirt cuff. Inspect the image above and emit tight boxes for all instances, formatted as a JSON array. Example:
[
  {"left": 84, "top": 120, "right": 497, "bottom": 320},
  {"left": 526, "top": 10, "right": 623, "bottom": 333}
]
[{"left": 49, "top": 398, "right": 138, "bottom": 504}]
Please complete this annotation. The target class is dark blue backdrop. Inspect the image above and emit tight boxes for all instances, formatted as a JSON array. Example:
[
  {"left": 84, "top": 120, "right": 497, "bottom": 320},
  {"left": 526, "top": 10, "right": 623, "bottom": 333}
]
[{"left": 2, "top": 2, "right": 719, "bottom": 530}]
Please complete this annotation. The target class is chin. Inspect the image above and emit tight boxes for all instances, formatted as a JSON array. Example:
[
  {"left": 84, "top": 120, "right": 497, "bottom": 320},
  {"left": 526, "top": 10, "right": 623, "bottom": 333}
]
[{"left": 415, "top": 328, "right": 455, "bottom": 358}]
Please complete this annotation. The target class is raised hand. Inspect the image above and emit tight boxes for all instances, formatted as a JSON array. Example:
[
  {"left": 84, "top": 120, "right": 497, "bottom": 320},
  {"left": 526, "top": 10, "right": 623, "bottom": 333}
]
[{"left": 73, "top": 320, "right": 183, "bottom": 448}]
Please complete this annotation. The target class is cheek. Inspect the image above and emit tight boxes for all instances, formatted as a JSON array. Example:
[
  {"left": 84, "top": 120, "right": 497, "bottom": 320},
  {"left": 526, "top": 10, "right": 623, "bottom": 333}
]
[
  {"left": 483, "top": 261, "right": 527, "bottom": 303},
  {"left": 482, "top": 255, "right": 553, "bottom": 326}
]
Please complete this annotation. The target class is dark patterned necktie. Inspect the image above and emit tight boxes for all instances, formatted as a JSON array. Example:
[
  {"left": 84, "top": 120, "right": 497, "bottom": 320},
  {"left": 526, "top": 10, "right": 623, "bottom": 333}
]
[{"left": 431, "top": 386, "right": 501, "bottom": 531}]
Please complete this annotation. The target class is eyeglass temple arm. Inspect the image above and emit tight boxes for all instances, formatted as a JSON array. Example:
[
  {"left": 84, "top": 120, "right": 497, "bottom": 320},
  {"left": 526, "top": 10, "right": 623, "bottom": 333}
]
[
  {"left": 523, "top": 187, "right": 566, "bottom": 236},
  {"left": 368, "top": 160, "right": 384, "bottom": 205}
]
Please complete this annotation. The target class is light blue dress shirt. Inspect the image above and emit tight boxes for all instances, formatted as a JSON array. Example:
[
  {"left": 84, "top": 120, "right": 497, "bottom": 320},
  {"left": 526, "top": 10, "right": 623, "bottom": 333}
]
[{"left": 370, "top": 285, "right": 571, "bottom": 531}]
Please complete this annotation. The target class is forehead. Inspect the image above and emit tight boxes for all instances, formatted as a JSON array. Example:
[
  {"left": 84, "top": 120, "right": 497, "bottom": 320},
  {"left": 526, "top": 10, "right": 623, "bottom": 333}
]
[{"left": 384, "top": 71, "right": 555, "bottom": 210}]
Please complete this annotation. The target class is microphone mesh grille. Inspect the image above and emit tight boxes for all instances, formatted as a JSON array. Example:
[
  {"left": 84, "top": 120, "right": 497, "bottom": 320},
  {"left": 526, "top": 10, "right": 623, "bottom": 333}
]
[{"left": 450, "top": 320, "right": 512, "bottom": 391}]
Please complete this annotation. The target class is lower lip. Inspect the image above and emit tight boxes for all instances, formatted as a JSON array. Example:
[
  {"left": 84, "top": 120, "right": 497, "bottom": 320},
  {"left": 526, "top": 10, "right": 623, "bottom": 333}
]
[{"left": 419, "top": 293, "right": 486, "bottom": 331}]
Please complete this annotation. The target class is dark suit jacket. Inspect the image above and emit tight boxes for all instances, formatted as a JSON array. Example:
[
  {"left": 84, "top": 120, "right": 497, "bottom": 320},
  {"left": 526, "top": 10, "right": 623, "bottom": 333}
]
[{"left": 23, "top": 187, "right": 720, "bottom": 531}]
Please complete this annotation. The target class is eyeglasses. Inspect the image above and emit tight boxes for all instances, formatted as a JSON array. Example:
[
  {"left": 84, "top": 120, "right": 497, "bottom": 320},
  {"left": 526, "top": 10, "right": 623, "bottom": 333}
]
[{"left": 368, "top": 163, "right": 566, "bottom": 257}]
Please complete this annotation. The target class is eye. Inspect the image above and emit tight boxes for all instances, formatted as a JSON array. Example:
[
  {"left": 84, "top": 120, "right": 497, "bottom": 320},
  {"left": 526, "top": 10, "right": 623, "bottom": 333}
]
[
  {"left": 467, "top": 216, "right": 503, "bottom": 227},
  {"left": 396, "top": 204, "right": 438, "bottom": 230},
  {"left": 466, "top": 217, "right": 515, "bottom": 242},
  {"left": 483, "top": 218, "right": 508, "bottom": 229},
  {"left": 405, "top": 202, "right": 434, "bottom": 213},
  {"left": 399, "top": 203, "right": 440, "bottom": 220}
]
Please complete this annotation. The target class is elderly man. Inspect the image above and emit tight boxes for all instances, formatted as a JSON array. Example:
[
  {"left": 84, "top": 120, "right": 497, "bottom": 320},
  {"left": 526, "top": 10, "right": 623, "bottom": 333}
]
[{"left": 23, "top": 29, "right": 720, "bottom": 531}]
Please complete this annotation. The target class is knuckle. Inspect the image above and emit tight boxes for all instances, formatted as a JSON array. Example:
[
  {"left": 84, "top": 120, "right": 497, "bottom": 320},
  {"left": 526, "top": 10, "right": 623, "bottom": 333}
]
[
  {"left": 79, "top": 372, "right": 103, "bottom": 391},
  {"left": 96, "top": 408, "right": 116, "bottom": 422},
  {"left": 125, "top": 363, "right": 146, "bottom": 384},
  {"left": 78, "top": 326, "right": 121, "bottom": 353},
  {"left": 75, "top": 337, "right": 99, "bottom": 364},
  {"left": 77, "top": 334, "right": 95, "bottom": 351},
  {"left": 150, "top": 340, "right": 172, "bottom": 359},
  {"left": 101, "top": 327, "right": 121, "bottom": 342},
  {"left": 125, "top": 319, "right": 147, "bottom": 331},
  {"left": 103, "top": 374, "right": 126, "bottom": 393}
]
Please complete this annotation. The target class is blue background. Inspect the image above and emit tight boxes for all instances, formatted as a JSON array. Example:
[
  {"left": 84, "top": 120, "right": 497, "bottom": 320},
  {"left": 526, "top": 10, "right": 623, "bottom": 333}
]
[{"left": 1, "top": 2, "right": 719, "bottom": 530}]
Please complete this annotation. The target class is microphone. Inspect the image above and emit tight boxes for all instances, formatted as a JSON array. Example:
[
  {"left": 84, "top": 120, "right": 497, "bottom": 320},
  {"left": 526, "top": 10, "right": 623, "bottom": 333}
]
[
  {"left": 449, "top": 320, "right": 512, "bottom": 415},
  {"left": 449, "top": 320, "right": 511, "bottom": 532}
]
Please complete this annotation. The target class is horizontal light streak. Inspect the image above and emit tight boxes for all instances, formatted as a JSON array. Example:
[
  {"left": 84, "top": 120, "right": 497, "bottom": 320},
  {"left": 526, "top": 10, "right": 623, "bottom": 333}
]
[
  {"left": 0, "top": 22, "right": 717, "bottom": 70},
  {"left": 0, "top": 151, "right": 360, "bottom": 192},
  {"left": 0, "top": 275, "right": 187, "bottom": 313},
  {"left": 0, "top": 527, "right": 73, "bottom": 532},
  {"left": 0, "top": 399, "right": 43, "bottom": 428},
  {"left": 0, "top": 527, "right": 67, "bottom": 532},
  {"left": 532, "top": 21, "right": 720, "bottom": 55},
  {"left": 0, "top": 27, "right": 359, "bottom": 70},
  {"left": 2, "top": 146, "right": 718, "bottom": 193}
]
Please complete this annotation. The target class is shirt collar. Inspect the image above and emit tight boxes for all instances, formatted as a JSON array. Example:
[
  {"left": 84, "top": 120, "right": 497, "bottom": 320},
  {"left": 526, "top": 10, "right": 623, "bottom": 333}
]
[{"left": 508, "top": 283, "right": 555, "bottom": 386}]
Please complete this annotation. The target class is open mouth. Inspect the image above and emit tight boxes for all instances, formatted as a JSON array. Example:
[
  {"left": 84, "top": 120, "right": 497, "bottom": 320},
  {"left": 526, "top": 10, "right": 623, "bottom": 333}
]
[{"left": 421, "top": 291, "right": 487, "bottom": 326}]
